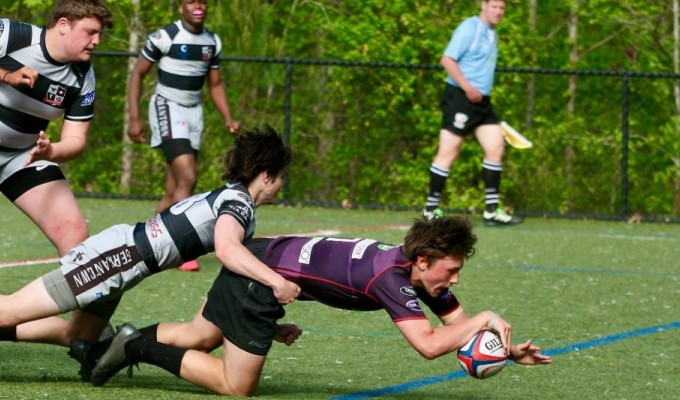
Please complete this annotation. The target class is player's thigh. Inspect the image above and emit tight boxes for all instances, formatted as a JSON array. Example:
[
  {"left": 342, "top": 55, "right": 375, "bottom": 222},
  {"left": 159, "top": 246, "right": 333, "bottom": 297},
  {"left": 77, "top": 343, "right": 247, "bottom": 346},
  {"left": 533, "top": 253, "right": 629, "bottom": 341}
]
[
  {"left": 169, "top": 153, "right": 197, "bottom": 183},
  {"left": 0, "top": 277, "right": 61, "bottom": 326},
  {"left": 14, "top": 180, "right": 87, "bottom": 252},
  {"left": 222, "top": 338, "right": 267, "bottom": 396},
  {"left": 474, "top": 124, "right": 505, "bottom": 162}
]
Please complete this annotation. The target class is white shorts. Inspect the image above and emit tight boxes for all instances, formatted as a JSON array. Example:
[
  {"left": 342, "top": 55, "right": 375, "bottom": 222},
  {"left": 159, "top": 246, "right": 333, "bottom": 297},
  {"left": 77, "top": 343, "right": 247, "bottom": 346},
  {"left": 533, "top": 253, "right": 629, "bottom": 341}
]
[
  {"left": 149, "top": 94, "right": 204, "bottom": 151},
  {"left": 42, "top": 224, "right": 151, "bottom": 317}
]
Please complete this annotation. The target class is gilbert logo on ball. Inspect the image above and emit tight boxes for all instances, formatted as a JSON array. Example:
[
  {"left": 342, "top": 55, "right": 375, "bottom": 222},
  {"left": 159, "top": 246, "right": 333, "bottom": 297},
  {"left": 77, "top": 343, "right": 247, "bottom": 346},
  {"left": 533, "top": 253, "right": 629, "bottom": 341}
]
[{"left": 457, "top": 329, "right": 508, "bottom": 379}]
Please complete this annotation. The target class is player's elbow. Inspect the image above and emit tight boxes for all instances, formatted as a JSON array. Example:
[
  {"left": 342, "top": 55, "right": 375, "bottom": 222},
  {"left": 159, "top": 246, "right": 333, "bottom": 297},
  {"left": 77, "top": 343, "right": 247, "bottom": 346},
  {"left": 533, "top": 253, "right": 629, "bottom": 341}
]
[{"left": 413, "top": 344, "right": 446, "bottom": 360}]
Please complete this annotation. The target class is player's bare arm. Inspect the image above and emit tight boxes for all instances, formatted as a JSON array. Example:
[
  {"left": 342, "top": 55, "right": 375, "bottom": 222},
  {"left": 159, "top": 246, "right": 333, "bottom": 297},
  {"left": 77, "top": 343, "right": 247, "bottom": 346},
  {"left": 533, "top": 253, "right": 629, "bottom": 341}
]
[
  {"left": 213, "top": 215, "right": 301, "bottom": 304},
  {"left": 206, "top": 69, "right": 240, "bottom": 134},
  {"left": 24, "top": 121, "right": 89, "bottom": 166},
  {"left": 395, "top": 311, "right": 496, "bottom": 360},
  {"left": 126, "top": 57, "right": 155, "bottom": 143}
]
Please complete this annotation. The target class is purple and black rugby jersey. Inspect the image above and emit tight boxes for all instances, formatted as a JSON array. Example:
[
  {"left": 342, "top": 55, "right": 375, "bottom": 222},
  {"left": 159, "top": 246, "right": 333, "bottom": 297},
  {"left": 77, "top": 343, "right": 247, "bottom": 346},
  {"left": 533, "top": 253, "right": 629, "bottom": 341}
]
[{"left": 264, "top": 236, "right": 460, "bottom": 322}]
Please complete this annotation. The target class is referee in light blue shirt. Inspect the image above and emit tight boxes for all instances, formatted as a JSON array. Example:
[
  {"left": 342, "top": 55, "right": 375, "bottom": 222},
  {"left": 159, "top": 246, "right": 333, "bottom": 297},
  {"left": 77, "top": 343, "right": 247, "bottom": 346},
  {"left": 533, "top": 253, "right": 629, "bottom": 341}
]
[{"left": 423, "top": 0, "right": 522, "bottom": 227}]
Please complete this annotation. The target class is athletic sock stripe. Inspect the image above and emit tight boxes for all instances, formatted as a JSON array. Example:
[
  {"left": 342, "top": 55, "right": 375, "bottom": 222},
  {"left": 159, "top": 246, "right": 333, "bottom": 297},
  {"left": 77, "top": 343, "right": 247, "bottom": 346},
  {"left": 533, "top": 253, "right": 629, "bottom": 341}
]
[{"left": 429, "top": 164, "right": 449, "bottom": 176}]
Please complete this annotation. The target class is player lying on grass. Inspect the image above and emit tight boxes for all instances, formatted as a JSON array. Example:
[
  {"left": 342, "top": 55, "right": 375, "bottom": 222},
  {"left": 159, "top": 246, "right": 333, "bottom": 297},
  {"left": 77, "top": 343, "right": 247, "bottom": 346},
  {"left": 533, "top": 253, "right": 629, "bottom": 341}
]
[
  {"left": 90, "top": 216, "right": 552, "bottom": 396},
  {"left": 0, "top": 127, "right": 300, "bottom": 380}
]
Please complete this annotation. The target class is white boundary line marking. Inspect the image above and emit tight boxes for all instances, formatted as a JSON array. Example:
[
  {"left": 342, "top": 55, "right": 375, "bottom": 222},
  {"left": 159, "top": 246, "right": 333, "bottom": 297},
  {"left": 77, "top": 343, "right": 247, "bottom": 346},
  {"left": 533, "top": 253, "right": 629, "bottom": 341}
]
[{"left": 0, "top": 225, "right": 409, "bottom": 270}]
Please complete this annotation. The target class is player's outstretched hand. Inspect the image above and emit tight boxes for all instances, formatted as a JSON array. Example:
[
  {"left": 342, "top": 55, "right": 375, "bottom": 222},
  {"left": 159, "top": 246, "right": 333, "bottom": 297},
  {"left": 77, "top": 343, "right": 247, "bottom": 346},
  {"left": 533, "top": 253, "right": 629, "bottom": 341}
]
[
  {"left": 24, "top": 131, "right": 52, "bottom": 166},
  {"left": 273, "top": 279, "right": 301, "bottom": 304},
  {"left": 510, "top": 339, "right": 552, "bottom": 365},
  {"left": 274, "top": 323, "right": 302, "bottom": 346}
]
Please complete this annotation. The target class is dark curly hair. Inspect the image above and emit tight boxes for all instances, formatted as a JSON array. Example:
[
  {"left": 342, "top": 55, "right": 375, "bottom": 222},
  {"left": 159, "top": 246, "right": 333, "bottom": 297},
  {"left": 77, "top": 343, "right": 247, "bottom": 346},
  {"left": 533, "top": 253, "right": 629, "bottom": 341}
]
[
  {"left": 222, "top": 126, "right": 292, "bottom": 184},
  {"left": 401, "top": 216, "right": 477, "bottom": 262}
]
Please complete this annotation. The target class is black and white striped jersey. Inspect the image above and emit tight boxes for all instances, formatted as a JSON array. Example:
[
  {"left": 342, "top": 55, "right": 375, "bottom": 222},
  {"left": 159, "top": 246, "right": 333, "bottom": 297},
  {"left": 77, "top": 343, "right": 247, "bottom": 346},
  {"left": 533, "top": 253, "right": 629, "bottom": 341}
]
[
  {"left": 0, "top": 19, "right": 96, "bottom": 151},
  {"left": 133, "top": 182, "right": 257, "bottom": 273},
  {"left": 141, "top": 20, "right": 221, "bottom": 107}
]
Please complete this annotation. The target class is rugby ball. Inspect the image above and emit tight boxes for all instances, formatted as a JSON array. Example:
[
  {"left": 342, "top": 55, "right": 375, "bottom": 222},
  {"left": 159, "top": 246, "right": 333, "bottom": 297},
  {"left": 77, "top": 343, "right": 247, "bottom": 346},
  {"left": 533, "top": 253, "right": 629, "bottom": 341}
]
[{"left": 457, "top": 329, "right": 507, "bottom": 379}]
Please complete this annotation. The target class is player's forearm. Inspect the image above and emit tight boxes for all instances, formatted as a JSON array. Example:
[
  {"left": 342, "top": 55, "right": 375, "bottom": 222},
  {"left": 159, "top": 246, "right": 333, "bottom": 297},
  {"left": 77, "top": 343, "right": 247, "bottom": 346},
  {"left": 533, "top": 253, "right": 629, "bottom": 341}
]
[
  {"left": 48, "top": 136, "right": 87, "bottom": 163},
  {"left": 218, "top": 244, "right": 285, "bottom": 290},
  {"left": 441, "top": 56, "right": 474, "bottom": 92},
  {"left": 126, "top": 74, "right": 144, "bottom": 120},
  {"left": 209, "top": 85, "right": 233, "bottom": 122}
]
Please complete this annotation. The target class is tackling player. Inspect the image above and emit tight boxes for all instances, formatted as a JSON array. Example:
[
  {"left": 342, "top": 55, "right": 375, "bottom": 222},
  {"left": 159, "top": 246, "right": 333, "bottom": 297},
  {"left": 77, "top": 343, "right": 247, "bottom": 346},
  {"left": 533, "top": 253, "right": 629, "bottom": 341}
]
[{"left": 0, "top": 127, "right": 300, "bottom": 381}]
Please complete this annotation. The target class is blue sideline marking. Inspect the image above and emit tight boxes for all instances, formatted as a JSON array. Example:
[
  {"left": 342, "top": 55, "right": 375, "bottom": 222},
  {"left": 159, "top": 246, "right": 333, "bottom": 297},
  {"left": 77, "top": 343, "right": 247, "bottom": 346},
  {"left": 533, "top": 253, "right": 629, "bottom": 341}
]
[{"left": 329, "top": 321, "right": 680, "bottom": 400}]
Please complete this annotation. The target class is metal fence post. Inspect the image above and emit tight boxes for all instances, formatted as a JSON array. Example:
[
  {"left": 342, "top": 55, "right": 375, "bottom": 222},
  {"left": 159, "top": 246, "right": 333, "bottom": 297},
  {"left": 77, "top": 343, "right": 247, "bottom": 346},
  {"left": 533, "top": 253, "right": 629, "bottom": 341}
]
[
  {"left": 282, "top": 59, "right": 293, "bottom": 203},
  {"left": 621, "top": 73, "right": 630, "bottom": 220}
]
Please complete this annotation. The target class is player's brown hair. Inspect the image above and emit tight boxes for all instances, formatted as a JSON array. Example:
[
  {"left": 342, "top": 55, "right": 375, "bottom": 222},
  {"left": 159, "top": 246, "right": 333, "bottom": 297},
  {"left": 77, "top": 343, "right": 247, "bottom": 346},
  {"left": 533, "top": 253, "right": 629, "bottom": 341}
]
[
  {"left": 222, "top": 126, "right": 292, "bottom": 185},
  {"left": 46, "top": 0, "right": 113, "bottom": 29},
  {"left": 401, "top": 216, "right": 477, "bottom": 262}
]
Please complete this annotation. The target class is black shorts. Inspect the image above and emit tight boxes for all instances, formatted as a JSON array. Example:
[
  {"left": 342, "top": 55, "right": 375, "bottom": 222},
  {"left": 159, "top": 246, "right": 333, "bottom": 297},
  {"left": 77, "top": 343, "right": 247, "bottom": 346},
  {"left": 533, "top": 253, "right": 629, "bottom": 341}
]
[
  {"left": 0, "top": 164, "right": 65, "bottom": 202},
  {"left": 440, "top": 84, "right": 499, "bottom": 136},
  {"left": 202, "top": 264, "right": 285, "bottom": 356},
  {"left": 155, "top": 139, "right": 198, "bottom": 164}
]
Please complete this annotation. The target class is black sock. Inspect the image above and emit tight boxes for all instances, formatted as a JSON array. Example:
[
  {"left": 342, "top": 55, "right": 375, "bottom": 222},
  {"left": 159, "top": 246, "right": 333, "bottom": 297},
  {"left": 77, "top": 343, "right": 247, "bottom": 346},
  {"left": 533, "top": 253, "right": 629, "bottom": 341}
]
[
  {"left": 0, "top": 327, "right": 17, "bottom": 341},
  {"left": 426, "top": 164, "right": 449, "bottom": 210},
  {"left": 89, "top": 337, "right": 113, "bottom": 361},
  {"left": 126, "top": 337, "right": 187, "bottom": 378},
  {"left": 138, "top": 323, "right": 159, "bottom": 341},
  {"left": 482, "top": 160, "right": 502, "bottom": 212}
]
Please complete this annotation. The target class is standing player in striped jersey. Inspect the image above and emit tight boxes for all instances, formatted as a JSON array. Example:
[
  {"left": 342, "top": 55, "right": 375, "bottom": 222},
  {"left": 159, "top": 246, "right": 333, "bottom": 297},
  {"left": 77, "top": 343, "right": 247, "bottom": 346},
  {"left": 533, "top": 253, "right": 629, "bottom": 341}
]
[
  {"left": 127, "top": 0, "right": 240, "bottom": 271},
  {"left": 0, "top": 1, "right": 111, "bottom": 255},
  {"left": 0, "top": 127, "right": 301, "bottom": 381}
]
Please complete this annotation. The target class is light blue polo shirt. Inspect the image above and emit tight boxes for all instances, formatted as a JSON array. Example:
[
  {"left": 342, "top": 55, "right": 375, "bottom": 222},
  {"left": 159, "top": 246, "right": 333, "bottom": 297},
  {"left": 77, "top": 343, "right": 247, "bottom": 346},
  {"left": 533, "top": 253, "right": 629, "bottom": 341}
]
[{"left": 442, "top": 16, "right": 498, "bottom": 95}]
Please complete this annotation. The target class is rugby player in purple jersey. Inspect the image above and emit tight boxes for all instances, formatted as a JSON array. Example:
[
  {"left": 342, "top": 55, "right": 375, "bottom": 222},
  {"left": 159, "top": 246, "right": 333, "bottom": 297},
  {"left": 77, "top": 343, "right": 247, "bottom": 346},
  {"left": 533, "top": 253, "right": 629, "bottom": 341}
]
[{"left": 92, "top": 216, "right": 552, "bottom": 395}]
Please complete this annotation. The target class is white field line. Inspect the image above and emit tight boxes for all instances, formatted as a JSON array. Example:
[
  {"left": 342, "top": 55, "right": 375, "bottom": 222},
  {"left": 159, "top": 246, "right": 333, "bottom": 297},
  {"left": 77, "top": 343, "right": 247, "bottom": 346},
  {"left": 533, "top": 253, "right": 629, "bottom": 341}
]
[{"left": 0, "top": 225, "right": 409, "bottom": 270}]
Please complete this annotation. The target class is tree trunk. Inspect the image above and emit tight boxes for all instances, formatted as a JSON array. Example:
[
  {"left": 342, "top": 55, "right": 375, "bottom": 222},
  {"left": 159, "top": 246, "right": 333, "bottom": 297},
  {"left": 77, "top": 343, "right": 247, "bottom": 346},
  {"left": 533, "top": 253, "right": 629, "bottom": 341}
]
[
  {"left": 525, "top": 0, "right": 537, "bottom": 129},
  {"left": 119, "top": 0, "right": 141, "bottom": 193},
  {"left": 565, "top": 0, "right": 579, "bottom": 211}
]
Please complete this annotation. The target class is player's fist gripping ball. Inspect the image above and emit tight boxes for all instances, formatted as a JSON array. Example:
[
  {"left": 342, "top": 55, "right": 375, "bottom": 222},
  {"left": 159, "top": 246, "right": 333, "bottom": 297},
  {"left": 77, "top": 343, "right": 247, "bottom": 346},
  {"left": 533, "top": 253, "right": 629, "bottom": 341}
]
[{"left": 457, "top": 329, "right": 507, "bottom": 379}]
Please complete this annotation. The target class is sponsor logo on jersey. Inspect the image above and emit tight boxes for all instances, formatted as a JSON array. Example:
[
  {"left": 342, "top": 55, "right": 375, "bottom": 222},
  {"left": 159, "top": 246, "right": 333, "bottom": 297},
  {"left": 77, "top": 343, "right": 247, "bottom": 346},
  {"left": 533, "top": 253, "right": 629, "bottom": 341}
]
[
  {"left": 400, "top": 286, "right": 417, "bottom": 297},
  {"left": 201, "top": 46, "right": 213, "bottom": 61},
  {"left": 439, "top": 289, "right": 453, "bottom": 302},
  {"left": 80, "top": 91, "right": 95, "bottom": 107},
  {"left": 179, "top": 44, "right": 189, "bottom": 59},
  {"left": 351, "top": 239, "right": 376, "bottom": 259},
  {"left": 377, "top": 244, "right": 395, "bottom": 251},
  {"left": 45, "top": 84, "right": 66, "bottom": 106},
  {"left": 299, "top": 237, "right": 324, "bottom": 264},
  {"left": 35, "top": 164, "right": 49, "bottom": 171},
  {"left": 147, "top": 216, "right": 164, "bottom": 238},
  {"left": 0, "top": 20, "right": 4, "bottom": 36},
  {"left": 406, "top": 299, "right": 422, "bottom": 312},
  {"left": 229, "top": 204, "right": 251, "bottom": 219}
]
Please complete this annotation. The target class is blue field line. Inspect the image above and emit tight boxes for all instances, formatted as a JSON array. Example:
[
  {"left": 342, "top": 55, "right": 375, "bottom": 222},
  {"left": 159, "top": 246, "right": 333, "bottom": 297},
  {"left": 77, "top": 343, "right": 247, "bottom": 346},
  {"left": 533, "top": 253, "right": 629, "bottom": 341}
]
[{"left": 328, "top": 321, "right": 680, "bottom": 400}]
